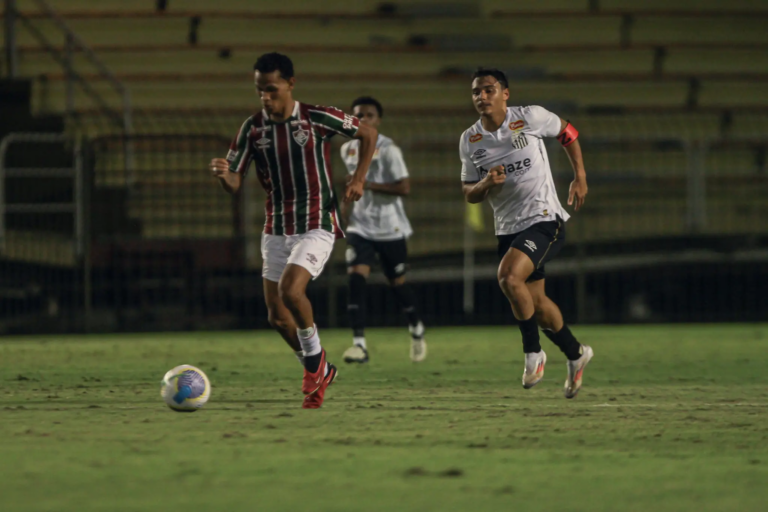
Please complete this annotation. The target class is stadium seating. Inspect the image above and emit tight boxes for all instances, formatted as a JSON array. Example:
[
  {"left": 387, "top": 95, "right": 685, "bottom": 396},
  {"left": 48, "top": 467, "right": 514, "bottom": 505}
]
[{"left": 2, "top": 0, "right": 766, "bottom": 263}]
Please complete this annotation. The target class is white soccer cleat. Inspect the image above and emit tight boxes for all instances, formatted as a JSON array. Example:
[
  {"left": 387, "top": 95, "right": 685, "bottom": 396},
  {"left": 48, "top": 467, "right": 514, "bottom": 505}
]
[
  {"left": 343, "top": 344, "right": 369, "bottom": 364},
  {"left": 522, "top": 350, "right": 547, "bottom": 389},
  {"left": 410, "top": 339, "right": 427, "bottom": 362},
  {"left": 409, "top": 322, "right": 427, "bottom": 362},
  {"left": 564, "top": 345, "right": 594, "bottom": 399}
]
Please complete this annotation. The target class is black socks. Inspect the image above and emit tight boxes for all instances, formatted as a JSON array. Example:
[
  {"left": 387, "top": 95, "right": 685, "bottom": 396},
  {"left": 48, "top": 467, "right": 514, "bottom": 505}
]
[
  {"left": 544, "top": 325, "right": 582, "bottom": 361},
  {"left": 348, "top": 273, "right": 367, "bottom": 338},
  {"left": 304, "top": 352, "right": 322, "bottom": 373},
  {"left": 518, "top": 315, "right": 541, "bottom": 353},
  {"left": 391, "top": 284, "right": 421, "bottom": 328}
]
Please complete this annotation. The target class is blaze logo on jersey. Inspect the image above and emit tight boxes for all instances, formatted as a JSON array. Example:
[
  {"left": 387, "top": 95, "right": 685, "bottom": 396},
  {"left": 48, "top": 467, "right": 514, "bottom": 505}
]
[
  {"left": 472, "top": 149, "right": 487, "bottom": 159},
  {"left": 469, "top": 134, "right": 483, "bottom": 143},
  {"left": 292, "top": 128, "right": 309, "bottom": 147},
  {"left": 255, "top": 137, "right": 271, "bottom": 149},
  {"left": 509, "top": 120, "right": 524, "bottom": 131}
]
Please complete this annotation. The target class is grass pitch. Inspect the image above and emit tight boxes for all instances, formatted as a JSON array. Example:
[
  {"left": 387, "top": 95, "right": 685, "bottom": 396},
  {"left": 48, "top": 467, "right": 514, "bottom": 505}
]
[{"left": 1, "top": 325, "right": 767, "bottom": 512}]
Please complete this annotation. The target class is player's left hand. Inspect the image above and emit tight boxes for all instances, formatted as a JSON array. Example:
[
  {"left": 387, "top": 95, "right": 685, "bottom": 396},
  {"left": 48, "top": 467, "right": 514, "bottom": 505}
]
[
  {"left": 345, "top": 179, "right": 364, "bottom": 202},
  {"left": 568, "top": 176, "right": 588, "bottom": 211}
]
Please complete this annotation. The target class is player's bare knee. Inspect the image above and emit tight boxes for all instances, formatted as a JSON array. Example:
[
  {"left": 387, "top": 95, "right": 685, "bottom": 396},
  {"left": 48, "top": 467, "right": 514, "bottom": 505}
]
[
  {"left": 348, "top": 265, "right": 370, "bottom": 278},
  {"left": 278, "top": 280, "right": 303, "bottom": 310},
  {"left": 498, "top": 269, "right": 526, "bottom": 295}
]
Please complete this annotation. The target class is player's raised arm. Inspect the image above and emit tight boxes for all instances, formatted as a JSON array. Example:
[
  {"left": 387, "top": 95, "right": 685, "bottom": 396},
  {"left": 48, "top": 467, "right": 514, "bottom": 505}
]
[
  {"left": 346, "top": 122, "right": 377, "bottom": 202},
  {"left": 556, "top": 118, "right": 588, "bottom": 212}
]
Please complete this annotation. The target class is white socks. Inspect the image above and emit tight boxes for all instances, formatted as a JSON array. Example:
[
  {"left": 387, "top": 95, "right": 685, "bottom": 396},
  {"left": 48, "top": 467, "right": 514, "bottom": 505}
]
[
  {"left": 409, "top": 321, "right": 425, "bottom": 340},
  {"left": 297, "top": 324, "right": 322, "bottom": 357},
  {"left": 353, "top": 336, "right": 367, "bottom": 350}
]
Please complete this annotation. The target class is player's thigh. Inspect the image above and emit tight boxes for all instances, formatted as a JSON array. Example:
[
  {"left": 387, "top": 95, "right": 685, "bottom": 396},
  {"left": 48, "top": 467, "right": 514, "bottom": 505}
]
[
  {"left": 526, "top": 278, "right": 547, "bottom": 309},
  {"left": 376, "top": 238, "right": 408, "bottom": 281},
  {"left": 278, "top": 263, "right": 314, "bottom": 302},
  {"left": 261, "top": 233, "right": 290, "bottom": 283},
  {"left": 345, "top": 234, "right": 376, "bottom": 276},
  {"left": 498, "top": 247, "right": 536, "bottom": 286},
  {"left": 286, "top": 228, "right": 335, "bottom": 280},
  {"left": 348, "top": 264, "right": 371, "bottom": 278},
  {"left": 510, "top": 220, "right": 565, "bottom": 283},
  {"left": 263, "top": 278, "right": 291, "bottom": 323}
]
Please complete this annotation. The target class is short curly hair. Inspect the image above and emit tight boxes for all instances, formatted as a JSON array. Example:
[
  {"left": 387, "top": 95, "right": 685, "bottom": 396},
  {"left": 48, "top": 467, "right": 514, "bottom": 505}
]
[{"left": 351, "top": 96, "right": 383, "bottom": 118}]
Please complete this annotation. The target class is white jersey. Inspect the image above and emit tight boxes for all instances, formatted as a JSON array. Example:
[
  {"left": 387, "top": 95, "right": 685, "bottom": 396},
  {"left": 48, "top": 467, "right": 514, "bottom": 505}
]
[
  {"left": 341, "top": 134, "right": 413, "bottom": 241},
  {"left": 460, "top": 106, "right": 570, "bottom": 235}
]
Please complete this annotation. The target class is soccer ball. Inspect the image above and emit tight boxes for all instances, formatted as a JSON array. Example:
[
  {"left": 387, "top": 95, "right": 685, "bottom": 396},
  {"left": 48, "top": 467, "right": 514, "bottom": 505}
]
[{"left": 160, "top": 365, "right": 211, "bottom": 412}]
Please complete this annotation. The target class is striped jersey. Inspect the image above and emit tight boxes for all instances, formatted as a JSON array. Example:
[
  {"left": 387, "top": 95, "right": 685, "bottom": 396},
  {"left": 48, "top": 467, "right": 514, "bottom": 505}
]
[{"left": 227, "top": 101, "right": 360, "bottom": 237}]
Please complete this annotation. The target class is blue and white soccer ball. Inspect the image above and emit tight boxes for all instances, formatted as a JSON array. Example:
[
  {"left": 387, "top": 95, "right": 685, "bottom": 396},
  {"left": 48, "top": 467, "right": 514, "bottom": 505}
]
[{"left": 160, "top": 365, "right": 211, "bottom": 412}]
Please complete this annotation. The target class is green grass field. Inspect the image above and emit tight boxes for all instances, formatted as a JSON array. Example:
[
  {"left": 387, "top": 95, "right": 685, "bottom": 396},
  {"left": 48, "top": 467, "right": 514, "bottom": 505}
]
[{"left": 1, "top": 325, "right": 767, "bottom": 512}]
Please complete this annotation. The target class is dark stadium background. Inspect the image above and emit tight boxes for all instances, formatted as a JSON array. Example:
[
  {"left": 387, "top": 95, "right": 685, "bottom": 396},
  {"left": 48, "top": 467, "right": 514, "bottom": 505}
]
[{"left": 2, "top": 0, "right": 767, "bottom": 334}]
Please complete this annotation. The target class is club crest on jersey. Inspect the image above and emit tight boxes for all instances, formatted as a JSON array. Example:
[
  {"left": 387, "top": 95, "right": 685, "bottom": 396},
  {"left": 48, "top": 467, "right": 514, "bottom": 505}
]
[
  {"left": 509, "top": 120, "right": 525, "bottom": 132},
  {"left": 347, "top": 147, "right": 357, "bottom": 157},
  {"left": 472, "top": 149, "right": 487, "bottom": 159},
  {"left": 292, "top": 128, "right": 310, "bottom": 147},
  {"left": 469, "top": 134, "right": 483, "bottom": 143},
  {"left": 511, "top": 134, "right": 529, "bottom": 150}
]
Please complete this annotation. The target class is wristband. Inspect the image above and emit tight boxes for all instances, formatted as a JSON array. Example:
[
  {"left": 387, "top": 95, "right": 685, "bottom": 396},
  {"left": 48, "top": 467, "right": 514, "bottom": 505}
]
[{"left": 557, "top": 122, "right": 579, "bottom": 147}]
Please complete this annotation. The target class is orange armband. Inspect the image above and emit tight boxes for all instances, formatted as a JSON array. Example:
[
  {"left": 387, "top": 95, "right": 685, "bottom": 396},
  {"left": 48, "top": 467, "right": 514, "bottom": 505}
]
[{"left": 557, "top": 122, "right": 579, "bottom": 147}]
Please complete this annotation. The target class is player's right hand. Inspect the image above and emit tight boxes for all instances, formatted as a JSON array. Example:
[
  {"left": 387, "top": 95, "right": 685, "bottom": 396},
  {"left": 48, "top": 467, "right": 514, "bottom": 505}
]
[
  {"left": 484, "top": 165, "right": 506, "bottom": 187},
  {"left": 209, "top": 158, "right": 230, "bottom": 178}
]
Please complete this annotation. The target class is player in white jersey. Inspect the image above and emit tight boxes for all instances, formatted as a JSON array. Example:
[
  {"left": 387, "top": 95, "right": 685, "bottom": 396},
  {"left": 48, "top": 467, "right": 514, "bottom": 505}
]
[
  {"left": 460, "top": 69, "right": 594, "bottom": 398},
  {"left": 340, "top": 97, "right": 426, "bottom": 364}
]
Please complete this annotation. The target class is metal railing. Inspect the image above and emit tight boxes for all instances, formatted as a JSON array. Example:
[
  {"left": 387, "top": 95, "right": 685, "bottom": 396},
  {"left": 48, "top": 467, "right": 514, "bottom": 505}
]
[
  {"left": 3, "top": 0, "right": 134, "bottom": 178},
  {"left": 0, "top": 133, "right": 85, "bottom": 256}
]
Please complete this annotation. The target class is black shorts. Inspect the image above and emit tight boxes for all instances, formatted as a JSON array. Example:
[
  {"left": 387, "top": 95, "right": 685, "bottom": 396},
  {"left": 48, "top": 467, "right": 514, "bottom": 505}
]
[
  {"left": 497, "top": 217, "right": 566, "bottom": 282},
  {"left": 346, "top": 233, "right": 408, "bottom": 280}
]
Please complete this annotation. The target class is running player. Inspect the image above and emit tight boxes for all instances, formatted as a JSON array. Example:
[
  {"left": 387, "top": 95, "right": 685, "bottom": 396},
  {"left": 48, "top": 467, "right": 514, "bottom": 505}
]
[
  {"left": 459, "top": 68, "right": 594, "bottom": 398},
  {"left": 339, "top": 97, "right": 426, "bottom": 364},
  {"left": 209, "top": 53, "right": 377, "bottom": 408}
]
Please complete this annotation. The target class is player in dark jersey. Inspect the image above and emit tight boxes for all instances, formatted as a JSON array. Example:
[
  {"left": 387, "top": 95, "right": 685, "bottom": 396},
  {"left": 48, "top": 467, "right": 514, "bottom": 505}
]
[{"left": 209, "top": 53, "right": 377, "bottom": 408}]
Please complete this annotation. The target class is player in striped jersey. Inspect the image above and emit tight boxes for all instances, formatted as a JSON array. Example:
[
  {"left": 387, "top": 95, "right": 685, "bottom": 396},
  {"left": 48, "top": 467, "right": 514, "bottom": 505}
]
[{"left": 209, "top": 53, "right": 378, "bottom": 408}]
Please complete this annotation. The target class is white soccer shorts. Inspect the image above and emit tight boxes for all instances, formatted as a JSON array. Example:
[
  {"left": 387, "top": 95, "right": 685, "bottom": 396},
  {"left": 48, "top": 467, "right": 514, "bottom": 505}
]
[{"left": 261, "top": 229, "right": 335, "bottom": 283}]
